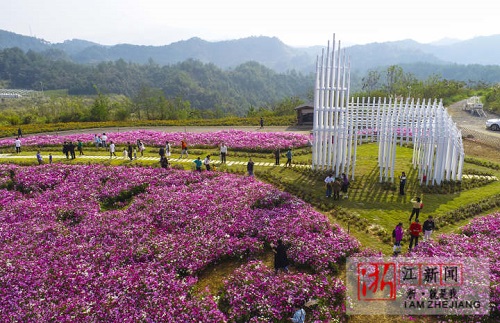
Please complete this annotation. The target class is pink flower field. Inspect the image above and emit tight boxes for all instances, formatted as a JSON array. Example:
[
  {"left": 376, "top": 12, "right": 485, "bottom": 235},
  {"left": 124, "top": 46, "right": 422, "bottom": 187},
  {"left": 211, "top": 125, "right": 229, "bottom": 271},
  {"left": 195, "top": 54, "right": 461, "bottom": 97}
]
[
  {"left": 412, "top": 212, "right": 500, "bottom": 318},
  {"left": 0, "top": 130, "right": 311, "bottom": 151},
  {"left": 0, "top": 164, "right": 359, "bottom": 322}
]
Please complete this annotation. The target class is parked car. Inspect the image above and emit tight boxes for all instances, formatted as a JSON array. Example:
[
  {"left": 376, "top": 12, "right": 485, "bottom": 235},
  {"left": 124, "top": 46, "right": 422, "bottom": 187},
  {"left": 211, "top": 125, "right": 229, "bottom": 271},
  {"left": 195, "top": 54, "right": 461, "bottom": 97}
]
[{"left": 486, "top": 118, "right": 500, "bottom": 131}]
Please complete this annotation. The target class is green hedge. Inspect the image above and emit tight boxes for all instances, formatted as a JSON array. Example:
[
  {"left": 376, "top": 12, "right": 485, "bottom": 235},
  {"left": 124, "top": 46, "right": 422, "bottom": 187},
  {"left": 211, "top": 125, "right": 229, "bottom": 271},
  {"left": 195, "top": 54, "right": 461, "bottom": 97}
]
[{"left": 0, "top": 116, "right": 298, "bottom": 138}]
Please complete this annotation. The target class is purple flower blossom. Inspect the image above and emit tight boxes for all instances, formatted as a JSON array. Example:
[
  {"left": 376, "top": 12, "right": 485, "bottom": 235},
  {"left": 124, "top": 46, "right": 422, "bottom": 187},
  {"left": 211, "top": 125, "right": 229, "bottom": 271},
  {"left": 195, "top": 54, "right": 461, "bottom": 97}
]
[
  {"left": 0, "top": 130, "right": 310, "bottom": 151},
  {"left": 0, "top": 164, "right": 360, "bottom": 321}
]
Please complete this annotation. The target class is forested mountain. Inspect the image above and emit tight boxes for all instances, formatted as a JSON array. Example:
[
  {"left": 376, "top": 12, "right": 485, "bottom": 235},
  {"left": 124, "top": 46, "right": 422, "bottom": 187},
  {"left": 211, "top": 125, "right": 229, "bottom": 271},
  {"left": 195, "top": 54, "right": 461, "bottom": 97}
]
[
  {"left": 0, "top": 47, "right": 314, "bottom": 116},
  {"left": 2, "top": 29, "right": 500, "bottom": 117},
  {"left": 0, "top": 30, "right": 316, "bottom": 73},
  {"left": 2, "top": 29, "right": 500, "bottom": 75}
]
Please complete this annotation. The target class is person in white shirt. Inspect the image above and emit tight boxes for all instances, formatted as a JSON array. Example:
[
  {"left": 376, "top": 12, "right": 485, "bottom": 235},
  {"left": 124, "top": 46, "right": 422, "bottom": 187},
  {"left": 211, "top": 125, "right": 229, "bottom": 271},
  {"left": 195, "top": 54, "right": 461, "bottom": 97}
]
[
  {"left": 101, "top": 133, "right": 108, "bottom": 149},
  {"left": 15, "top": 137, "right": 21, "bottom": 153},
  {"left": 165, "top": 141, "right": 171, "bottom": 157},
  {"left": 220, "top": 143, "right": 228, "bottom": 163},
  {"left": 139, "top": 142, "right": 145, "bottom": 157},
  {"left": 203, "top": 155, "right": 211, "bottom": 171},
  {"left": 324, "top": 174, "right": 334, "bottom": 198},
  {"left": 109, "top": 141, "right": 116, "bottom": 158}
]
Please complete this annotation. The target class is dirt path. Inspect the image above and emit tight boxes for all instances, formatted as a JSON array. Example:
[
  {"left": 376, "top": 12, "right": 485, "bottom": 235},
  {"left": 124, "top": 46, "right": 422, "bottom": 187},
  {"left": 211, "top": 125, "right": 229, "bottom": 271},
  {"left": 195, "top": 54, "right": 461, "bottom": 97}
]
[
  {"left": 33, "top": 125, "right": 312, "bottom": 137},
  {"left": 447, "top": 100, "right": 500, "bottom": 137},
  {"left": 446, "top": 100, "right": 500, "bottom": 151}
]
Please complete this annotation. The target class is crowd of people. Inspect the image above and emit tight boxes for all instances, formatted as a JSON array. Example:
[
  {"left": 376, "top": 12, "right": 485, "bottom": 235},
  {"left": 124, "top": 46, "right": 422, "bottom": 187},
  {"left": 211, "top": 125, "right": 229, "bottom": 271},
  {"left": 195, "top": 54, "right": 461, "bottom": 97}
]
[
  {"left": 16, "top": 135, "right": 302, "bottom": 175},
  {"left": 391, "top": 195, "right": 435, "bottom": 255},
  {"left": 322, "top": 169, "right": 435, "bottom": 255},
  {"left": 392, "top": 171, "right": 435, "bottom": 254},
  {"left": 324, "top": 173, "right": 349, "bottom": 200}
]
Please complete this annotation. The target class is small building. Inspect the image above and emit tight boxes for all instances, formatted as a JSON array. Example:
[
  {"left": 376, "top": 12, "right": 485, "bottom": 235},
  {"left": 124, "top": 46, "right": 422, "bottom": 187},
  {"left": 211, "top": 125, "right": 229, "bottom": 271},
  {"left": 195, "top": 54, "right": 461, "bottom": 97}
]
[{"left": 295, "top": 103, "right": 314, "bottom": 126}]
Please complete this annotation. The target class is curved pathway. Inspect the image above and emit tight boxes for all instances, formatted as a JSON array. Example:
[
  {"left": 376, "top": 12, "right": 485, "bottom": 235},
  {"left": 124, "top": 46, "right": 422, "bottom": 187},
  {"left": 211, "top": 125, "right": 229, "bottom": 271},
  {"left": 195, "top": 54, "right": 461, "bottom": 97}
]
[{"left": 0, "top": 153, "right": 307, "bottom": 169}]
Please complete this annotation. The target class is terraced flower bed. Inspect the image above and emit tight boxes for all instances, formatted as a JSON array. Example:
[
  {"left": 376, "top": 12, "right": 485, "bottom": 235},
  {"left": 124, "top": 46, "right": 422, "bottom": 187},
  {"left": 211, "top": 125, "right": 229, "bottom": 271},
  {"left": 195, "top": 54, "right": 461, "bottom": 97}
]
[
  {"left": 0, "top": 130, "right": 311, "bottom": 151},
  {"left": 0, "top": 164, "right": 359, "bottom": 322},
  {"left": 412, "top": 212, "right": 500, "bottom": 319}
]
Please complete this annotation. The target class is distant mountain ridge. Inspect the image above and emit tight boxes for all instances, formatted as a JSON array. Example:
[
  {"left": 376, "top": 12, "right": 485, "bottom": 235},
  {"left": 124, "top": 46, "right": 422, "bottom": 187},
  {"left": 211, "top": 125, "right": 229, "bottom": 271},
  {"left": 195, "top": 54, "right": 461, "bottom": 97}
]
[{"left": 1, "top": 29, "right": 500, "bottom": 74}]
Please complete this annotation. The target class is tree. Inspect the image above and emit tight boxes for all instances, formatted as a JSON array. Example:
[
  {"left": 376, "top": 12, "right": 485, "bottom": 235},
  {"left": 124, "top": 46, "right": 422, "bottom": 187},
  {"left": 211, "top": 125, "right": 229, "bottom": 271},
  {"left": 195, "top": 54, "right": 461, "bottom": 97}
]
[
  {"left": 362, "top": 70, "right": 382, "bottom": 93},
  {"left": 384, "top": 65, "right": 405, "bottom": 97},
  {"left": 271, "top": 96, "right": 304, "bottom": 116},
  {"left": 89, "top": 86, "right": 110, "bottom": 121}
]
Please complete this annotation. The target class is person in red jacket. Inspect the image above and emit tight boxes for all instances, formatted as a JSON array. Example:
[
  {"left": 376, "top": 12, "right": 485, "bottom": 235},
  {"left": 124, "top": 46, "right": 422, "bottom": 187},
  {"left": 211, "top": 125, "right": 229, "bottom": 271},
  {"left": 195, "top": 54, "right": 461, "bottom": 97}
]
[{"left": 409, "top": 219, "right": 422, "bottom": 251}]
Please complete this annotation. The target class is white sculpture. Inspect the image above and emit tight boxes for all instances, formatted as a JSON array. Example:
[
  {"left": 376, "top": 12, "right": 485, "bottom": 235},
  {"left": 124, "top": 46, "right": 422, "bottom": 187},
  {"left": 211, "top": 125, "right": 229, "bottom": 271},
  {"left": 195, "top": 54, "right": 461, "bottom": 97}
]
[{"left": 312, "top": 35, "right": 464, "bottom": 185}]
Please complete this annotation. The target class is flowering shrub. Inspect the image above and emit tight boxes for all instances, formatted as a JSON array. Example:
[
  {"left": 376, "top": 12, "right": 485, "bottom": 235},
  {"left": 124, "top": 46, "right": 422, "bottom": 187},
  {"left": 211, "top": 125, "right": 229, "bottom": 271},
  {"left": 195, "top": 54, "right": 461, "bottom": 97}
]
[
  {"left": 0, "top": 164, "right": 359, "bottom": 321},
  {"left": 412, "top": 212, "right": 500, "bottom": 318},
  {"left": 0, "top": 129, "right": 310, "bottom": 151},
  {"left": 0, "top": 116, "right": 296, "bottom": 138},
  {"left": 221, "top": 261, "right": 347, "bottom": 322}
]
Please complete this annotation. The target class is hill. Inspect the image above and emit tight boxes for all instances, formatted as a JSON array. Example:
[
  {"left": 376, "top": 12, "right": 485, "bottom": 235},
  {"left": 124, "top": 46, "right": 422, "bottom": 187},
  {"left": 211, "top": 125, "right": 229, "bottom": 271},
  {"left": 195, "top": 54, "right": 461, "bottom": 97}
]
[{"left": 2, "top": 29, "right": 500, "bottom": 77}]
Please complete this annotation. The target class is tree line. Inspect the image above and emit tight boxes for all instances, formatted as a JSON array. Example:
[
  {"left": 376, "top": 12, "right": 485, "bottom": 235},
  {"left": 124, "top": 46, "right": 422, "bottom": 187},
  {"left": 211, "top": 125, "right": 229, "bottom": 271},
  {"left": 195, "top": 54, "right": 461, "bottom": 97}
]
[{"left": 0, "top": 47, "right": 498, "bottom": 126}]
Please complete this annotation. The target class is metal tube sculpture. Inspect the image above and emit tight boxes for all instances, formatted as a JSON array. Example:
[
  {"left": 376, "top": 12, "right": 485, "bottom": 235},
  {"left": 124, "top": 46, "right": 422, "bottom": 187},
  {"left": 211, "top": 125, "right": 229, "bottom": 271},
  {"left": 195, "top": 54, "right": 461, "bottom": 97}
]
[{"left": 312, "top": 36, "right": 464, "bottom": 185}]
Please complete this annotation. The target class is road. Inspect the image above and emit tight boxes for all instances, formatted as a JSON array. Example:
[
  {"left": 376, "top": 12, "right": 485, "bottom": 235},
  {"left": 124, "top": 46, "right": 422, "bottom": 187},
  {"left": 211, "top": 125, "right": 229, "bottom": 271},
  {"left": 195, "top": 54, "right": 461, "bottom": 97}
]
[{"left": 447, "top": 100, "right": 500, "bottom": 138}]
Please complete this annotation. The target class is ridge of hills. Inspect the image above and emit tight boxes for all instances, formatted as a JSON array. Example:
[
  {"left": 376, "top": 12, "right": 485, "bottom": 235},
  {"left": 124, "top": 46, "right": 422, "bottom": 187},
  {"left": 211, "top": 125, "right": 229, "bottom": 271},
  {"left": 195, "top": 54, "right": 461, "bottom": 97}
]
[{"left": 2, "top": 29, "right": 500, "bottom": 75}]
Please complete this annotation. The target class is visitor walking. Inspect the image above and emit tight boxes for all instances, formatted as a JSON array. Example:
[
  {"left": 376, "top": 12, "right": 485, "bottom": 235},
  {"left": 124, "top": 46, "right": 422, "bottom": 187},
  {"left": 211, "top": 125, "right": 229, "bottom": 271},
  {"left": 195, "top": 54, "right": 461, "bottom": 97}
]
[
  {"left": 260, "top": 117, "right": 264, "bottom": 128},
  {"left": 399, "top": 172, "right": 407, "bottom": 195},
  {"left": 68, "top": 141, "right": 76, "bottom": 159},
  {"left": 160, "top": 156, "right": 169, "bottom": 169},
  {"left": 247, "top": 158, "right": 254, "bottom": 176},
  {"left": 180, "top": 140, "right": 188, "bottom": 158},
  {"left": 139, "top": 141, "right": 145, "bottom": 157},
  {"left": 423, "top": 216, "right": 435, "bottom": 241},
  {"left": 77, "top": 140, "right": 84, "bottom": 155},
  {"left": 285, "top": 148, "right": 292, "bottom": 167},
  {"left": 49, "top": 153, "right": 52, "bottom": 164},
  {"left": 220, "top": 143, "right": 228, "bottom": 163},
  {"left": 325, "top": 174, "right": 334, "bottom": 198},
  {"left": 127, "top": 142, "right": 133, "bottom": 161},
  {"left": 341, "top": 173, "right": 349, "bottom": 198},
  {"left": 17, "top": 127, "right": 22, "bottom": 138},
  {"left": 409, "top": 219, "right": 422, "bottom": 251},
  {"left": 409, "top": 196, "right": 423, "bottom": 222},
  {"left": 36, "top": 151, "right": 43, "bottom": 165},
  {"left": 274, "top": 148, "right": 280, "bottom": 165},
  {"left": 272, "top": 239, "right": 290, "bottom": 273},
  {"left": 392, "top": 222, "right": 404, "bottom": 255},
  {"left": 193, "top": 157, "right": 202, "bottom": 172},
  {"left": 332, "top": 177, "right": 342, "bottom": 200},
  {"left": 159, "top": 146, "right": 165, "bottom": 161},
  {"left": 203, "top": 155, "right": 211, "bottom": 171},
  {"left": 101, "top": 133, "right": 108, "bottom": 149},
  {"left": 94, "top": 135, "right": 99, "bottom": 148},
  {"left": 62, "top": 142, "right": 69, "bottom": 159},
  {"left": 109, "top": 141, "right": 116, "bottom": 158},
  {"left": 14, "top": 137, "right": 21, "bottom": 153},
  {"left": 165, "top": 141, "right": 171, "bottom": 157}
]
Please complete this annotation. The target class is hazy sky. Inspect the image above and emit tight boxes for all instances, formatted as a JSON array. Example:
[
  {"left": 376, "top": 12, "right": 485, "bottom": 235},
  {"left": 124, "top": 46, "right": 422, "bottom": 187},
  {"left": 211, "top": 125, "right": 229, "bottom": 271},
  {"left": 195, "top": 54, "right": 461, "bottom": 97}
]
[{"left": 2, "top": 0, "right": 499, "bottom": 47}]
